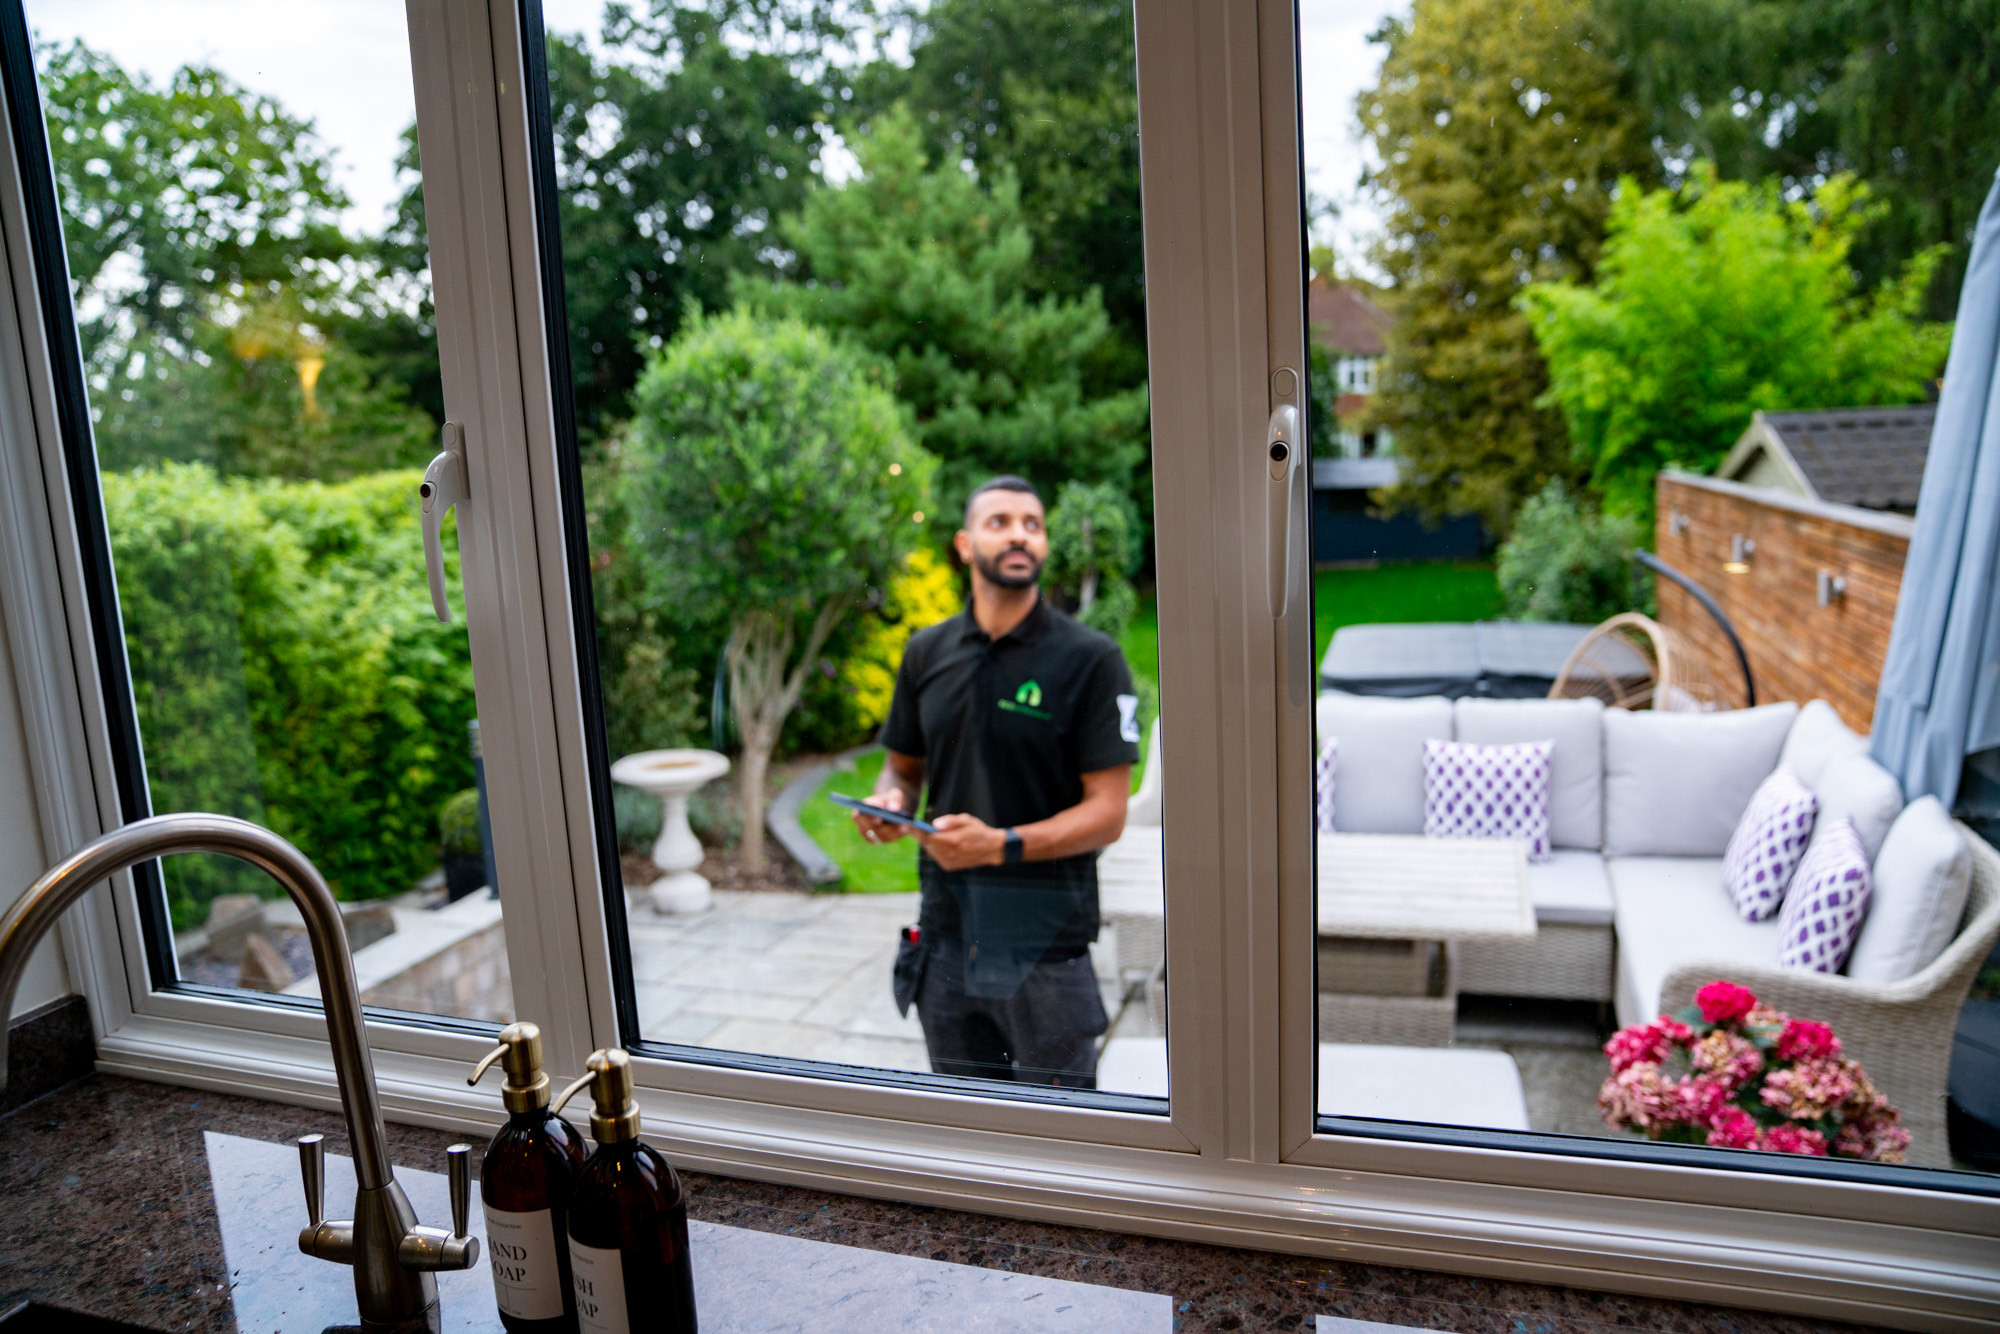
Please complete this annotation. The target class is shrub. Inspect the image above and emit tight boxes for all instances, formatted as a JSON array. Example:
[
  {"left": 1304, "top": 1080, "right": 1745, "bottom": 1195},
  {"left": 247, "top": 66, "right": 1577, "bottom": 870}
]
[
  {"left": 438, "top": 789, "right": 483, "bottom": 858},
  {"left": 103, "top": 463, "right": 476, "bottom": 926},
  {"left": 793, "top": 547, "right": 962, "bottom": 751},
  {"left": 620, "top": 309, "right": 935, "bottom": 869},
  {"left": 1045, "top": 480, "right": 1142, "bottom": 638},
  {"left": 1496, "top": 480, "right": 1652, "bottom": 624}
]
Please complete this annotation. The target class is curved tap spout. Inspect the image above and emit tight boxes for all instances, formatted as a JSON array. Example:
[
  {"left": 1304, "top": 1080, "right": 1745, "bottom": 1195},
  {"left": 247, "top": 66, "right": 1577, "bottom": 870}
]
[{"left": 0, "top": 813, "right": 477, "bottom": 1326}]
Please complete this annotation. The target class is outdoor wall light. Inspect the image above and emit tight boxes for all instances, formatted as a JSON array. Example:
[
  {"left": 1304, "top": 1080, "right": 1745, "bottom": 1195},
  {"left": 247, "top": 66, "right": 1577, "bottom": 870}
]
[
  {"left": 1818, "top": 569, "right": 1849, "bottom": 607},
  {"left": 1725, "top": 534, "right": 1755, "bottom": 574},
  {"left": 1670, "top": 509, "right": 1690, "bottom": 537}
]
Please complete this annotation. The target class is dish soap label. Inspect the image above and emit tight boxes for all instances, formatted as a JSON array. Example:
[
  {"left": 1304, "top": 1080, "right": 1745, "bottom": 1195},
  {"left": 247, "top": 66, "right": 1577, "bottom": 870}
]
[
  {"left": 568, "top": 1239, "right": 630, "bottom": 1334},
  {"left": 483, "top": 1205, "right": 566, "bottom": 1321}
]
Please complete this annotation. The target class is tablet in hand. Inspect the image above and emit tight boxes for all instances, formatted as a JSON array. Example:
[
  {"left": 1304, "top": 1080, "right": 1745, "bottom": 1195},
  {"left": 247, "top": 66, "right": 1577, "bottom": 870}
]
[{"left": 828, "top": 791, "right": 939, "bottom": 835}]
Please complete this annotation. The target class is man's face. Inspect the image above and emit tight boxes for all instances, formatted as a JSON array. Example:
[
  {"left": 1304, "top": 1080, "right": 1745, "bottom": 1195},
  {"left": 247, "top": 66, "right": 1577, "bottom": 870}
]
[{"left": 956, "top": 489, "right": 1048, "bottom": 591}]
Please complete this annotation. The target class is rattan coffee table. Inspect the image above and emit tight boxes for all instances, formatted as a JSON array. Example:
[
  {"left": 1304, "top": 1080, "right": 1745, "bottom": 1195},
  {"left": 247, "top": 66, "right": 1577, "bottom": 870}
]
[{"left": 1096, "top": 829, "right": 1535, "bottom": 1046}]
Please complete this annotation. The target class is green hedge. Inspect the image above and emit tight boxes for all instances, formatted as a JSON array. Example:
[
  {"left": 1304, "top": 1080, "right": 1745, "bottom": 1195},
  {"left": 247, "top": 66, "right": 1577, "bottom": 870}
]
[{"left": 103, "top": 464, "right": 475, "bottom": 927}]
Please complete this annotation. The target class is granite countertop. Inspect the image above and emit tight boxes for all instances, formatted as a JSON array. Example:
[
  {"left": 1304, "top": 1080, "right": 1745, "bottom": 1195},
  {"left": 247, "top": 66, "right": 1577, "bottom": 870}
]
[{"left": 0, "top": 1073, "right": 1881, "bottom": 1334}]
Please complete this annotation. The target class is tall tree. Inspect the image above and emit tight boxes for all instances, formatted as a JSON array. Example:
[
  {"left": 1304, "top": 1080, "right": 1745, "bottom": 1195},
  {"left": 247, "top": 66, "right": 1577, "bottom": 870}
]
[
  {"left": 735, "top": 107, "right": 1147, "bottom": 519},
  {"left": 39, "top": 41, "right": 354, "bottom": 365},
  {"left": 1356, "top": 0, "right": 1652, "bottom": 531},
  {"left": 1608, "top": 0, "right": 2000, "bottom": 320},
  {"left": 1521, "top": 168, "right": 1951, "bottom": 513},
  {"left": 858, "top": 0, "right": 1144, "bottom": 385},
  {"left": 541, "top": 2, "right": 849, "bottom": 437},
  {"left": 40, "top": 41, "right": 437, "bottom": 479}
]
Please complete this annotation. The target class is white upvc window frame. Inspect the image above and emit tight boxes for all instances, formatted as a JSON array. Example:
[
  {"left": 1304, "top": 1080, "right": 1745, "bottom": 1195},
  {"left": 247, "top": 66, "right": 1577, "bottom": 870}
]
[{"left": 0, "top": 1, "right": 1994, "bottom": 1328}]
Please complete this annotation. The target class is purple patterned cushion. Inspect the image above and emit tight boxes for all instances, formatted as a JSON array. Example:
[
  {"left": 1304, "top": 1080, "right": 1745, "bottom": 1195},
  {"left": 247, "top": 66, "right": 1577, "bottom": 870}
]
[
  {"left": 1722, "top": 767, "right": 1819, "bottom": 921},
  {"left": 1317, "top": 735, "right": 1338, "bottom": 833},
  {"left": 1422, "top": 738, "right": 1553, "bottom": 862},
  {"left": 1777, "top": 816, "right": 1872, "bottom": 972}
]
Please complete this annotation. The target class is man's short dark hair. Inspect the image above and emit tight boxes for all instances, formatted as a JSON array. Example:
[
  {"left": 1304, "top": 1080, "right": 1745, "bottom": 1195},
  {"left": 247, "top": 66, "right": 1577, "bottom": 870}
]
[{"left": 963, "top": 475, "right": 1041, "bottom": 526}]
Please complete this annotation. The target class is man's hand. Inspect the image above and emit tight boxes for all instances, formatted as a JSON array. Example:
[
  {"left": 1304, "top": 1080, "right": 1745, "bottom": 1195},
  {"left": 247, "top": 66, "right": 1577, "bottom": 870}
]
[
  {"left": 917, "top": 813, "right": 1008, "bottom": 871},
  {"left": 852, "top": 787, "right": 914, "bottom": 845}
]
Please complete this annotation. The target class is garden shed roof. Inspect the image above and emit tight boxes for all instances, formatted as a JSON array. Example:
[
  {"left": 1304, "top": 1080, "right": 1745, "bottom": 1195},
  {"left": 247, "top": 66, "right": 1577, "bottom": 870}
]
[{"left": 1717, "top": 404, "right": 1936, "bottom": 514}]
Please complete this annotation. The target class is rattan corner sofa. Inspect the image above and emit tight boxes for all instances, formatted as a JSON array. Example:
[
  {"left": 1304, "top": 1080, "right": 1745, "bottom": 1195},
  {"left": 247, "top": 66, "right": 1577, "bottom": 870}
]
[{"left": 1311, "top": 691, "right": 2000, "bottom": 1167}]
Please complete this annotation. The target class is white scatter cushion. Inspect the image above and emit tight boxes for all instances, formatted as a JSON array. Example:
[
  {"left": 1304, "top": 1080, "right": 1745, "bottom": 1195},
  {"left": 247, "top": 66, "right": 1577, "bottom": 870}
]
[
  {"left": 1721, "top": 768, "right": 1819, "bottom": 921},
  {"left": 1845, "top": 796, "right": 1973, "bottom": 983},
  {"left": 1454, "top": 697, "right": 1605, "bottom": 850},
  {"left": 1314, "top": 692, "right": 1453, "bottom": 834},
  {"left": 1777, "top": 817, "right": 1872, "bottom": 973},
  {"left": 1807, "top": 753, "right": 1904, "bottom": 863},
  {"left": 1778, "top": 699, "right": 1870, "bottom": 789},
  {"left": 1423, "top": 738, "right": 1553, "bottom": 861},
  {"left": 1316, "top": 735, "right": 1338, "bottom": 833},
  {"left": 1602, "top": 702, "right": 1798, "bottom": 856}
]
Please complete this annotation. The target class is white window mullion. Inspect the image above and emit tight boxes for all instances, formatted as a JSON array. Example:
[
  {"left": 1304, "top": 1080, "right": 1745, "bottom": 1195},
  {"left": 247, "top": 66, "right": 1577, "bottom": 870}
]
[
  {"left": 1135, "top": 0, "right": 1310, "bottom": 1165},
  {"left": 405, "top": 0, "right": 609, "bottom": 1076}
]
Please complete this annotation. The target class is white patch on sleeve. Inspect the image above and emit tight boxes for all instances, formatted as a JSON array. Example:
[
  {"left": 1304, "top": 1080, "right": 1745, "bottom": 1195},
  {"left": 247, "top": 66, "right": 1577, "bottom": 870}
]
[{"left": 1116, "top": 693, "right": 1141, "bottom": 744}]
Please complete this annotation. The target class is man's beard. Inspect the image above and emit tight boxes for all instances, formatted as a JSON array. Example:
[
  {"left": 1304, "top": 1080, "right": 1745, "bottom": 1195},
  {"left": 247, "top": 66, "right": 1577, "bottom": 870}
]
[{"left": 973, "top": 545, "right": 1043, "bottom": 590}]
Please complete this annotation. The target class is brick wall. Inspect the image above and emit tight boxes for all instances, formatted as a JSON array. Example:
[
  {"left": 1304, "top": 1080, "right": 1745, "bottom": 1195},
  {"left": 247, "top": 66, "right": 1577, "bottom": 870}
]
[{"left": 1653, "top": 473, "right": 1912, "bottom": 731}]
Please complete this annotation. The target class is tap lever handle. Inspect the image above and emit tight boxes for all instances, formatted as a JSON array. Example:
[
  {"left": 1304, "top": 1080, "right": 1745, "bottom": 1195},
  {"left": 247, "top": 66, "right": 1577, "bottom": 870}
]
[
  {"left": 298, "top": 1134, "right": 326, "bottom": 1228},
  {"left": 446, "top": 1144, "right": 473, "bottom": 1239}
]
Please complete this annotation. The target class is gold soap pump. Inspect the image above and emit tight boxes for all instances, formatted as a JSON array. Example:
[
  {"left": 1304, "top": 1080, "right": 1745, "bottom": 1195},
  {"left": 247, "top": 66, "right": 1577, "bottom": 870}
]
[
  {"left": 470, "top": 1021, "right": 554, "bottom": 1114},
  {"left": 551, "top": 1048, "right": 642, "bottom": 1143},
  {"left": 467, "top": 1022, "right": 587, "bottom": 1334},
  {"left": 555, "top": 1049, "right": 699, "bottom": 1331}
]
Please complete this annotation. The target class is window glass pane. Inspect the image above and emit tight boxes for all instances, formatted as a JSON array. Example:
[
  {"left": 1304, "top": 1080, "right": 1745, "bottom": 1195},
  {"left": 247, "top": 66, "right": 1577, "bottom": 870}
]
[
  {"left": 26, "top": 1, "right": 519, "bottom": 1023},
  {"left": 1302, "top": 0, "right": 1995, "bottom": 1177},
  {"left": 538, "top": 1, "right": 1168, "bottom": 1098}
]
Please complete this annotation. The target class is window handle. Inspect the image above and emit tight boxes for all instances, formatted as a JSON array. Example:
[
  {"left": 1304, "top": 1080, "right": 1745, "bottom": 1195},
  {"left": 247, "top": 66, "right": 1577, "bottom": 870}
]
[
  {"left": 420, "top": 422, "right": 469, "bottom": 624},
  {"left": 1265, "top": 403, "right": 1301, "bottom": 617}
]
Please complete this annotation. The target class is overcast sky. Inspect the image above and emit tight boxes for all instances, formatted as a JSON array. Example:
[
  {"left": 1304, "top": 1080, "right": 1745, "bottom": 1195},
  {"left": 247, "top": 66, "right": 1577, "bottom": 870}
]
[{"left": 26, "top": 0, "right": 1404, "bottom": 271}]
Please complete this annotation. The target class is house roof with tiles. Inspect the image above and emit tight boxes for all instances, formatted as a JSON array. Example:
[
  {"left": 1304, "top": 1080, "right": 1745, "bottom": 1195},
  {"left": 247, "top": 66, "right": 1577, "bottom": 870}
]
[
  {"left": 1717, "top": 404, "right": 1936, "bottom": 514},
  {"left": 1308, "top": 275, "right": 1392, "bottom": 357}
]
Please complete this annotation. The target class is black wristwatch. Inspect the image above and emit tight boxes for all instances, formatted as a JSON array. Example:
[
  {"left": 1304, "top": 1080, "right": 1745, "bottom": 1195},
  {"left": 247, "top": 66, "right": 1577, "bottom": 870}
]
[{"left": 1002, "top": 828, "right": 1025, "bottom": 865}]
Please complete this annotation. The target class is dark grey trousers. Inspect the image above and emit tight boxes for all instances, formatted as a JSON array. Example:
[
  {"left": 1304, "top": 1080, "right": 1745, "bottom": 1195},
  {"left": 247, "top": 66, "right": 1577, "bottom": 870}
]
[{"left": 914, "top": 939, "right": 1110, "bottom": 1088}]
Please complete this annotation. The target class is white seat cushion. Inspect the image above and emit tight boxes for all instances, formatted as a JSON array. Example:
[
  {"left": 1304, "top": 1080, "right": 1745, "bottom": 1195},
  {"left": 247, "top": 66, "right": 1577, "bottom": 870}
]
[
  {"left": 1454, "top": 697, "right": 1604, "bottom": 850},
  {"left": 1528, "top": 850, "right": 1615, "bottom": 926},
  {"left": 1808, "top": 753, "right": 1904, "bottom": 864},
  {"left": 1315, "top": 692, "right": 1453, "bottom": 834},
  {"left": 1846, "top": 796, "right": 1974, "bottom": 983},
  {"left": 1779, "top": 698, "right": 1871, "bottom": 789},
  {"left": 1095, "top": 1037, "right": 1529, "bottom": 1131},
  {"left": 1608, "top": 856, "right": 1781, "bottom": 1022},
  {"left": 1602, "top": 702, "right": 1797, "bottom": 856}
]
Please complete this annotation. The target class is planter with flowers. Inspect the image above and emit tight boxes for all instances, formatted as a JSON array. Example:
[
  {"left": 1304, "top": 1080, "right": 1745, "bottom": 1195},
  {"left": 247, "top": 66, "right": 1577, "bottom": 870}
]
[{"left": 1598, "top": 980, "right": 1910, "bottom": 1161}]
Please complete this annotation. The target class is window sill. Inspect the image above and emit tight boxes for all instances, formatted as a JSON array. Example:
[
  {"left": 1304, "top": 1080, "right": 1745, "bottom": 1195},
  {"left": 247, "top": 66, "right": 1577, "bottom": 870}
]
[{"left": 92, "top": 1011, "right": 2000, "bottom": 1331}]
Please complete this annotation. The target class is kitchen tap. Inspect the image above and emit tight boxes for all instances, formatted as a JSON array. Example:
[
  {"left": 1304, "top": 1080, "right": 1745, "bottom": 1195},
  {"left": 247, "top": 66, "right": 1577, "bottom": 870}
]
[{"left": 0, "top": 813, "right": 480, "bottom": 1328}]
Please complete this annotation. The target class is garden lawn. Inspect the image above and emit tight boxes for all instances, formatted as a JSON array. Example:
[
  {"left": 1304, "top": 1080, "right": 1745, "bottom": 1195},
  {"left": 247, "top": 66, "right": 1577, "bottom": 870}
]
[
  {"left": 799, "top": 749, "right": 922, "bottom": 894},
  {"left": 1313, "top": 560, "right": 1501, "bottom": 669}
]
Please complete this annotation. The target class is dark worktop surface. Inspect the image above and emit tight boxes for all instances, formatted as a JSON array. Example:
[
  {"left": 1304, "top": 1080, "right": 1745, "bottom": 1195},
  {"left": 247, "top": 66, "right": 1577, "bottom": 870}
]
[{"left": 0, "top": 1072, "right": 1878, "bottom": 1333}]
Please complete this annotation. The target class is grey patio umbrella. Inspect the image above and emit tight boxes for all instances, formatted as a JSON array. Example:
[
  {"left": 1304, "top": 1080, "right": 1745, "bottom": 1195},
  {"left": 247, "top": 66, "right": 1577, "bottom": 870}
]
[{"left": 1871, "top": 166, "right": 2000, "bottom": 808}]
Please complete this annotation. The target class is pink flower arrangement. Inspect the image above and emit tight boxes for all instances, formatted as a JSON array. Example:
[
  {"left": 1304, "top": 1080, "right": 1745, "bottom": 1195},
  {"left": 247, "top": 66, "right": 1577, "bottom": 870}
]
[{"left": 1598, "top": 980, "right": 1909, "bottom": 1162}]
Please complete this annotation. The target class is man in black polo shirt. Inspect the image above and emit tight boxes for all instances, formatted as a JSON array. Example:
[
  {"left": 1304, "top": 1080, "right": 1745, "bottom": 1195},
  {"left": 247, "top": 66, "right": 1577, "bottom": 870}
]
[{"left": 853, "top": 475, "right": 1140, "bottom": 1088}]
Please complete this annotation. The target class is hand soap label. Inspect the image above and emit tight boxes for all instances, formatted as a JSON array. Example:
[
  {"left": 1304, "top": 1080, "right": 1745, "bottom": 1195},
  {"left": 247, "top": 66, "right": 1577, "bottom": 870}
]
[
  {"left": 482, "top": 1205, "right": 566, "bottom": 1321},
  {"left": 568, "top": 1239, "right": 630, "bottom": 1334}
]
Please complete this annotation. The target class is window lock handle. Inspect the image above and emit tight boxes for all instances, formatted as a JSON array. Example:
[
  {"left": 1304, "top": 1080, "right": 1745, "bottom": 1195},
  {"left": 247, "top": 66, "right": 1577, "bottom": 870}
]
[
  {"left": 1265, "top": 404, "right": 1301, "bottom": 617},
  {"left": 420, "top": 422, "right": 470, "bottom": 624}
]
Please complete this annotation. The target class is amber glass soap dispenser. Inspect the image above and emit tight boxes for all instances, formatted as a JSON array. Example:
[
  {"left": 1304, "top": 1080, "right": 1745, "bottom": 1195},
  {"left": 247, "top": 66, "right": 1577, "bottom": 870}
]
[
  {"left": 469, "top": 1021, "right": 589, "bottom": 1332},
  {"left": 553, "top": 1048, "right": 698, "bottom": 1334}
]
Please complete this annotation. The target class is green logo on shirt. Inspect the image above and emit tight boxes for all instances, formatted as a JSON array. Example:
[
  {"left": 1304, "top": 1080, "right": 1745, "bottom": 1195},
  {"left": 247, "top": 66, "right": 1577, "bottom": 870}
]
[{"left": 998, "top": 678, "right": 1052, "bottom": 720}]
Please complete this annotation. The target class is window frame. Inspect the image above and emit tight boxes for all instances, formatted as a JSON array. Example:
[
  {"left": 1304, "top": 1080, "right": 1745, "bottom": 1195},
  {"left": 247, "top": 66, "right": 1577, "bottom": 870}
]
[{"left": 0, "top": 0, "right": 1994, "bottom": 1325}]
